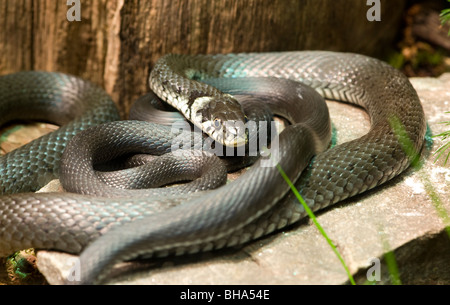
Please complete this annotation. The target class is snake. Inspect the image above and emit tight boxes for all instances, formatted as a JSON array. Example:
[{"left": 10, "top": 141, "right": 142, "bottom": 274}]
[{"left": 0, "top": 51, "right": 426, "bottom": 284}]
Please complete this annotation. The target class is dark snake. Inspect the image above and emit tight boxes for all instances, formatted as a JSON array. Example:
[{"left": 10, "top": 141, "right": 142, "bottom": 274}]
[{"left": 0, "top": 51, "right": 426, "bottom": 284}]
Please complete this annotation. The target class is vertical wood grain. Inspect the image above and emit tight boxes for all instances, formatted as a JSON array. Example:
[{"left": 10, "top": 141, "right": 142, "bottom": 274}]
[{"left": 0, "top": 0, "right": 406, "bottom": 117}]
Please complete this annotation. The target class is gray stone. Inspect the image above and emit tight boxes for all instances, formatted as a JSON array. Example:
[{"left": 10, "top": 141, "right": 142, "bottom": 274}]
[
  {"left": 36, "top": 179, "right": 63, "bottom": 193},
  {"left": 36, "top": 73, "right": 450, "bottom": 285}
]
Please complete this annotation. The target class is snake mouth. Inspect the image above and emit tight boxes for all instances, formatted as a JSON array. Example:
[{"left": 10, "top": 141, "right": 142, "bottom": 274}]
[
  {"left": 202, "top": 119, "right": 248, "bottom": 147},
  {"left": 224, "top": 124, "right": 248, "bottom": 147}
]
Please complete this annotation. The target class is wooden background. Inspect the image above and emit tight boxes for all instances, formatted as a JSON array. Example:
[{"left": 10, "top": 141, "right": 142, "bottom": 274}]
[{"left": 0, "top": 0, "right": 407, "bottom": 118}]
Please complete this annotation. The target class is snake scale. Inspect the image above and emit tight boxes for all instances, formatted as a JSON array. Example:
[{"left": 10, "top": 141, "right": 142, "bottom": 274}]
[{"left": 0, "top": 51, "right": 426, "bottom": 284}]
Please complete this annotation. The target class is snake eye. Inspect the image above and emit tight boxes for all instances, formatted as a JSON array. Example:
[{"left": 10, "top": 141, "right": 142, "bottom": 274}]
[{"left": 213, "top": 118, "right": 221, "bottom": 129}]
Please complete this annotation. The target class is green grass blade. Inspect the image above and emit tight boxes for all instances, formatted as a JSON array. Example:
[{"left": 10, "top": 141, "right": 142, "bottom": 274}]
[
  {"left": 379, "top": 232, "right": 402, "bottom": 285},
  {"left": 389, "top": 116, "right": 450, "bottom": 239},
  {"left": 276, "top": 164, "right": 356, "bottom": 285},
  {"left": 432, "top": 126, "right": 450, "bottom": 165},
  {"left": 385, "top": 251, "right": 401, "bottom": 285}
]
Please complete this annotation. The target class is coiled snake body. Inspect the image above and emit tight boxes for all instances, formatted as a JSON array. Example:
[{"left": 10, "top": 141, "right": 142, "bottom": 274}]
[{"left": 0, "top": 51, "right": 426, "bottom": 284}]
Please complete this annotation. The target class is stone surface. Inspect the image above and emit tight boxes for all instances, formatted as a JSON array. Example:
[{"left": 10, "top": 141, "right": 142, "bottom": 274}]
[{"left": 32, "top": 73, "right": 450, "bottom": 284}]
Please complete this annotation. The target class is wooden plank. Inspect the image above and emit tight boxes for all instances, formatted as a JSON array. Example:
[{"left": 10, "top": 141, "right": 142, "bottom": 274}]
[{"left": 0, "top": 0, "right": 407, "bottom": 117}]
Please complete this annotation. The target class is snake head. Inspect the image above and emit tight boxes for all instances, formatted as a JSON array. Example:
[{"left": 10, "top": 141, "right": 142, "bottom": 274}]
[{"left": 191, "top": 95, "right": 248, "bottom": 147}]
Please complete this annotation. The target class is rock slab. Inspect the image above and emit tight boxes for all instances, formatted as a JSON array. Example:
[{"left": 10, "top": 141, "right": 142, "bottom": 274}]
[{"left": 37, "top": 74, "right": 450, "bottom": 285}]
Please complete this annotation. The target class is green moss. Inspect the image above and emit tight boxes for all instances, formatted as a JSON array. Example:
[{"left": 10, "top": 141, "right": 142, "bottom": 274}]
[{"left": 387, "top": 52, "right": 406, "bottom": 70}]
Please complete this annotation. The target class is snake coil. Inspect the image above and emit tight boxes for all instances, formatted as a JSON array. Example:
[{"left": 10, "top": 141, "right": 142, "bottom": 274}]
[{"left": 0, "top": 51, "right": 426, "bottom": 284}]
